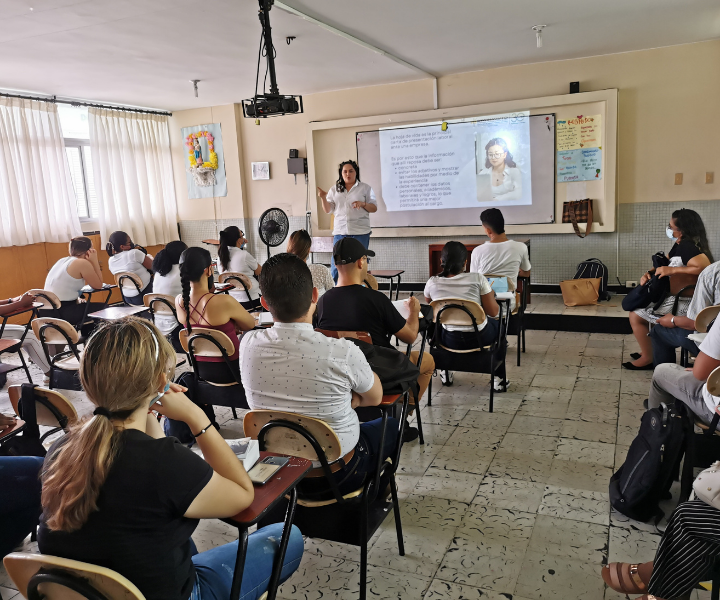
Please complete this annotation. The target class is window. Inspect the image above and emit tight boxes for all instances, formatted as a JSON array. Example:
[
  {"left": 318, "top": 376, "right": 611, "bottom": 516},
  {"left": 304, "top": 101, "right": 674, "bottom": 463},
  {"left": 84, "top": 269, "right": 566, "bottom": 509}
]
[{"left": 58, "top": 105, "right": 98, "bottom": 219}]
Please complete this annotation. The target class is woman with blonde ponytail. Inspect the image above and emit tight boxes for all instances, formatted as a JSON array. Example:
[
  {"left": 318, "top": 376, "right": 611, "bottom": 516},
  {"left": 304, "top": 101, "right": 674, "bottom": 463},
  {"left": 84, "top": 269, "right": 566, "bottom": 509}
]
[{"left": 38, "top": 317, "right": 303, "bottom": 600}]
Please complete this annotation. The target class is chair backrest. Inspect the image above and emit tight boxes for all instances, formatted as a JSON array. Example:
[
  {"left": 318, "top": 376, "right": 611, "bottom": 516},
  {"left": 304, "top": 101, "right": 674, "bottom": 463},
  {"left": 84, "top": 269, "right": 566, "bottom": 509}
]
[
  {"left": 363, "top": 274, "right": 379, "bottom": 291},
  {"left": 32, "top": 317, "right": 81, "bottom": 346},
  {"left": 430, "top": 298, "right": 486, "bottom": 328},
  {"left": 696, "top": 304, "right": 720, "bottom": 333},
  {"left": 143, "top": 294, "right": 177, "bottom": 316},
  {"left": 243, "top": 410, "right": 343, "bottom": 463},
  {"left": 28, "top": 289, "right": 62, "bottom": 310},
  {"left": 179, "top": 327, "right": 236, "bottom": 357},
  {"left": 8, "top": 385, "right": 78, "bottom": 429},
  {"left": 218, "top": 272, "right": 252, "bottom": 292},
  {"left": 3, "top": 553, "right": 145, "bottom": 600},
  {"left": 314, "top": 329, "right": 373, "bottom": 345},
  {"left": 707, "top": 366, "right": 720, "bottom": 397},
  {"left": 114, "top": 272, "right": 143, "bottom": 294}
]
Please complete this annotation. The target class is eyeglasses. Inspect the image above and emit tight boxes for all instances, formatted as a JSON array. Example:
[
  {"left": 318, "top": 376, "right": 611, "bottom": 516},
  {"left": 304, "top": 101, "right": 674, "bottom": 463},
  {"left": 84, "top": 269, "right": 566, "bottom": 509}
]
[{"left": 487, "top": 152, "right": 506, "bottom": 159}]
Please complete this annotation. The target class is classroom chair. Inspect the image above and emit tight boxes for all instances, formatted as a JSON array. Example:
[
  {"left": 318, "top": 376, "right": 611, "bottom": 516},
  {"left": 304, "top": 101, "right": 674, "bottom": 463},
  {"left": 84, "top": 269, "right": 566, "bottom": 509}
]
[
  {"left": 0, "top": 301, "right": 35, "bottom": 386},
  {"left": 3, "top": 553, "right": 146, "bottom": 600},
  {"left": 8, "top": 384, "right": 78, "bottom": 444},
  {"left": 484, "top": 273, "right": 528, "bottom": 366},
  {"left": 245, "top": 405, "right": 407, "bottom": 600},
  {"left": 28, "top": 289, "right": 62, "bottom": 319},
  {"left": 180, "top": 328, "right": 248, "bottom": 419},
  {"left": 428, "top": 297, "right": 511, "bottom": 413},
  {"left": 144, "top": 293, "right": 185, "bottom": 357},
  {"left": 681, "top": 303, "right": 720, "bottom": 368},
  {"left": 32, "top": 318, "right": 83, "bottom": 391},
  {"left": 113, "top": 272, "right": 144, "bottom": 306}
]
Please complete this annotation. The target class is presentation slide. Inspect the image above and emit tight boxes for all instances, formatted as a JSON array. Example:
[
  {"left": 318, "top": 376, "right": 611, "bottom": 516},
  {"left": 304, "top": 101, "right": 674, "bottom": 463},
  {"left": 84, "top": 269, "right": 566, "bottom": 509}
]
[
  {"left": 357, "top": 113, "right": 555, "bottom": 228},
  {"left": 378, "top": 113, "right": 532, "bottom": 212}
]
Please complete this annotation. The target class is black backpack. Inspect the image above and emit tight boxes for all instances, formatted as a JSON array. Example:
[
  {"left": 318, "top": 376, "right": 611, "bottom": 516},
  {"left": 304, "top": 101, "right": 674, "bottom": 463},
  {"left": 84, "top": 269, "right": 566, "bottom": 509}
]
[
  {"left": 609, "top": 402, "right": 686, "bottom": 522},
  {"left": 346, "top": 338, "right": 420, "bottom": 399},
  {"left": 574, "top": 258, "right": 610, "bottom": 301},
  {"left": 621, "top": 252, "right": 671, "bottom": 312},
  {"left": 0, "top": 383, "right": 53, "bottom": 457}
]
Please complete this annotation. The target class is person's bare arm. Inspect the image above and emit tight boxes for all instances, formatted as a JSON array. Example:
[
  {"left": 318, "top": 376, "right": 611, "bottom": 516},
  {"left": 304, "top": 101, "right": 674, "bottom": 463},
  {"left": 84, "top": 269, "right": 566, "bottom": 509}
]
[
  {"left": 693, "top": 351, "right": 720, "bottom": 382},
  {"left": 480, "top": 291, "right": 500, "bottom": 318},
  {"left": 226, "top": 298, "right": 257, "bottom": 331},
  {"left": 253, "top": 264, "right": 262, "bottom": 276},
  {"left": 78, "top": 256, "right": 104, "bottom": 290},
  {"left": 656, "top": 314, "right": 696, "bottom": 331},
  {"left": 656, "top": 254, "right": 712, "bottom": 279},
  {"left": 394, "top": 297, "right": 420, "bottom": 344},
  {"left": 142, "top": 254, "right": 154, "bottom": 271},
  {"left": 518, "top": 269, "right": 531, "bottom": 278},
  {"left": 0, "top": 294, "right": 34, "bottom": 316},
  {"left": 318, "top": 188, "right": 334, "bottom": 214},
  {"left": 351, "top": 201, "right": 377, "bottom": 213},
  {"left": 351, "top": 373, "right": 383, "bottom": 408}
]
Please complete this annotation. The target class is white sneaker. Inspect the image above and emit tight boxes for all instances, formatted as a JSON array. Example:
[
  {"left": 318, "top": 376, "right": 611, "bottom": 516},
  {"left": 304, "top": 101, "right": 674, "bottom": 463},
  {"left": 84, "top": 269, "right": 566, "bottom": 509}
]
[
  {"left": 493, "top": 376, "right": 509, "bottom": 391},
  {"left": 440, "top": 370, "right": 454, "bottom": 386}
]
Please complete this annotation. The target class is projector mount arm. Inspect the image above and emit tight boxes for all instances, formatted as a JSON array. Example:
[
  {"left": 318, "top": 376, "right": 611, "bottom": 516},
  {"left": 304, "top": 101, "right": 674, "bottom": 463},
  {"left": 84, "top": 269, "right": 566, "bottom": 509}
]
[{"left": 258, "top": 0, "right": 279, "bottom": 96}]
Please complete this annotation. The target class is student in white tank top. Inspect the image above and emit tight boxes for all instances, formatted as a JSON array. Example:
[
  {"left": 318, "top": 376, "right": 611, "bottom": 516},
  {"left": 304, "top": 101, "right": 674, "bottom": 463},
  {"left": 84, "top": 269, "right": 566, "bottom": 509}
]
[
  {"left": 151, "top": 241, "right": 187, "bottom": 351},
  {"left": 41, "top": 237, "right": 108, "bottom": 333},
  {"left": 106, "top": 231, "right": 155, "bottom": 306},
  {"left": 216, "top": 226, "right": 262, "bottom": 309}
]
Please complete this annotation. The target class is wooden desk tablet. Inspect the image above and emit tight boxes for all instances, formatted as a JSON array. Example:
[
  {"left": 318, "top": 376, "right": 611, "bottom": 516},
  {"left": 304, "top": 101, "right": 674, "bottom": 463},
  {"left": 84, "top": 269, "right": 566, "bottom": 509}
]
[
  {"left": 88, "top": 305, "right": 149, "bottom": 320},
  {"left": 0, "top": 419, "right": 24, "bottom": 442},
  {"left": 223, "top": 452, "right": 311, "bottom": 600}
]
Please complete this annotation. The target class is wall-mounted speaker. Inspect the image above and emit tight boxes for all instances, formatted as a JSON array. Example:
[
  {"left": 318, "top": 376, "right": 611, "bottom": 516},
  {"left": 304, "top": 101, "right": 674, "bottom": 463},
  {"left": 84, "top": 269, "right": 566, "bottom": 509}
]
[
  {"left": 569, "top": 82, "right": 580, "bottom": 94},
  {"left": 289, "top": 149, "right": 299, "bottom": 158}
]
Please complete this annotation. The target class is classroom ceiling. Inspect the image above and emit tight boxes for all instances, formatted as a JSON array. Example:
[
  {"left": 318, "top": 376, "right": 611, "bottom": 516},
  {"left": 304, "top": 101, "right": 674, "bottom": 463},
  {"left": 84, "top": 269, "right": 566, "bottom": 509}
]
[{"left": 0, "top": 0, "right": 717, "bottom": 111}]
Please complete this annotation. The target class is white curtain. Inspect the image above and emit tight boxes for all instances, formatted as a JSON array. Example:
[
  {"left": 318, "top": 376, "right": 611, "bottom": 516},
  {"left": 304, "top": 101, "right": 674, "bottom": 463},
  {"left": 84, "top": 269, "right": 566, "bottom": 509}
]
[
  {"left": 0, "top": 97, "right": 82, "bottom": 247},
  {"left": 88, "top": 108, "right": 179, "bottom": 246}
]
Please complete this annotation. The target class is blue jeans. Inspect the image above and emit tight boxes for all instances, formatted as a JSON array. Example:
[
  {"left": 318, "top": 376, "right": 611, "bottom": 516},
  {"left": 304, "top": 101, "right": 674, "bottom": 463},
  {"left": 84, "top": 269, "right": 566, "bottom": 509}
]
[
  {"left": 0, "top": 456, "right": 44, "bottom": 557},
  {"left": 190, "top": 523, "right": 303, "bottom": 600},
  {"left": 330, "top": 234, "right": 371, "bottom": 283},
  {"left": 649, "top": 325, "right": 699, "bottom": 367}
]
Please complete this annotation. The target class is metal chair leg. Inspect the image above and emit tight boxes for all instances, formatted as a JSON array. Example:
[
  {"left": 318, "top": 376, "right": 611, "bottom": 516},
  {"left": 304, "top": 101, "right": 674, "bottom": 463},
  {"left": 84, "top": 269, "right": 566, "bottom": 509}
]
[
  {"left": 19, "top": 351, "right": 32, "bottom": 383},
  {"left": 427, "top": 375, "right": 432, "bottom": 407},
  {"left": 489, "top": 355, "right": 495, "bottom": 413},
  {"left": 390, "top": 477, "right": 404, "bottom": 556},
  {"left": 414, "top": 398, "right": 425, "bottom": 445},
  {"left": 232, "top": 407, "right": 238, "bottom": 419},
  {"left": 360, "top": 497, "right": 369, "bottom": 600},
  {"left": 517, "top": 331, "right": 521, "bottom": 366}
]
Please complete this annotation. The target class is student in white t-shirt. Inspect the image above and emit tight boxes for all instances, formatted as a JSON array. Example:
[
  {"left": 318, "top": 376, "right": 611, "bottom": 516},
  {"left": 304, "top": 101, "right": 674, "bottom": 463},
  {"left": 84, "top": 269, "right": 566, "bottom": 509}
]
[
  {"left": 106, "top": 231, "right": 154, "bottom": 306},
  {"left": 216, "top": 226, "right": 262, "bottom": 310},
  {"left": 286, "top": 229, "right": 334, "bottom": 297},
  {"left": 648, "top": 319, "right": 720, "bottom": 425},
  {"left": 424, "top": 241, "right": 500, "bottom": 350},
  {"left": 151, "top": 240, "right": 188, "bottom": 350},
  {"left": 470, "top": 208, "right": 531, "bottom": 289}
]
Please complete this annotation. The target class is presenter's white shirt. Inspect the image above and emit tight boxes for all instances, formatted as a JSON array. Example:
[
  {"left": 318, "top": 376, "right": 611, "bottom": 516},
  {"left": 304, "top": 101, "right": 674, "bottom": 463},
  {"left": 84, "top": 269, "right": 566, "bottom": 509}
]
[
  {"left": 478, "top": 167, "right": 522, "bottom": 201},
  {"left": 217, "top": 246, "right": 260, "bottom": 302},
  {"left": 700, "top": 324, "right": 720, "bottom": 414},
  {"left": 327, "top": 181, "right": 376, "bottom": 235},
  {"left": 108, "top": 249, "right": 152, "bottom": 297},
  {"left": 424, "top": 272, "right": 492, "bottom": 332},
  {"left": 470, "top": 240, "right": 531, "bottom": 288},
  {"left": 240, "top": 322, "right": 375, "bottom": 456}
]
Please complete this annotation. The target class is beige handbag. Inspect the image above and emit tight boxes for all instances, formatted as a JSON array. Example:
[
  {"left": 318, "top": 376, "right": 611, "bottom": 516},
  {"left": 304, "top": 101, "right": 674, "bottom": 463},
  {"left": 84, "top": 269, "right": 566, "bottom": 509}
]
[
  {"left": 693, "top": 460, "right": 720, "bottom": 510},
  {"left": 559, "top": 278, "right": 600, "bottom": 307}
]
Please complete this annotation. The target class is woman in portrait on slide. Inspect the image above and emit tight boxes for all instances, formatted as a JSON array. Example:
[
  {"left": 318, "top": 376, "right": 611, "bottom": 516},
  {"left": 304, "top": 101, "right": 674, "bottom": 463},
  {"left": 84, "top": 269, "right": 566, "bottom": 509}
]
[
  {"left": 478, "top": 137, "right": 522, "bottom": 202},
  {"left": 317, "top": 160, "right": 377, "bottom": 282}
]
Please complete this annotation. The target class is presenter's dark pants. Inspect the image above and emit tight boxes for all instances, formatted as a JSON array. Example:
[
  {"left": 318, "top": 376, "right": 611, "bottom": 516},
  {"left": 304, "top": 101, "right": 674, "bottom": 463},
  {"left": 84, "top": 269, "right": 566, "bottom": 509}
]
[{"left": 331, "top": 233, "right": 370, "bottom": 283}]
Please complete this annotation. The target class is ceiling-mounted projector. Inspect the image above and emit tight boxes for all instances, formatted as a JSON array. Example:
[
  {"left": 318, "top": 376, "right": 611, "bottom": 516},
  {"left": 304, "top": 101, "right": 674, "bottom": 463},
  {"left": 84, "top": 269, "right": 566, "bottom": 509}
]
[{"left": 241, "top": 0, "right": 303, "bottom": 119}]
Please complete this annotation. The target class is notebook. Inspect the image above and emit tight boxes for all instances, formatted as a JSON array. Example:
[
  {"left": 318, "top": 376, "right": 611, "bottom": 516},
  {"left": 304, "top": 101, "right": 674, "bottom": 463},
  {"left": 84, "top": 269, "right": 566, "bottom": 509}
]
[{"left": 191, "top": 437, "right": 260, "bottom": 471}]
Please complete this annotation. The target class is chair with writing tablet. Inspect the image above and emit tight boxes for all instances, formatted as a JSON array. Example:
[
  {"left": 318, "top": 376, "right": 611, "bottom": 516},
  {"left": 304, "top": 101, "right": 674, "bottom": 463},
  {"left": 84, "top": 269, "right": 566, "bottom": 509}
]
[
  {"left": 32, "top": 318, "right": 83, "bottom": 391},
  {"left": 180, "top": 328, "right": 248, "bottom": 419},
  {"left": 28, "top": 289, "right": 62, "bottom": 320},
  {"left": 218, "top": 272, "right": 262, "bottom": 311},
  {"left": 428, "top": 298, "right": 511, "bottom": 413},
  {"left": 485, "top": 273, "right": 527, "bottom": 367},
  {"left": 113, "top": 272, "right": 144, "bottom": 306},
  {"left": 143, "top": 293, "right": 185, "bottom": 357},
  {"left": 244, "top": 408, "right": 406, "bottom": 600},
  {"left": 682, "top": 304, "right": 720, "bottom": 367},
  {"left": 8, "top": 384, "right": 78, "bottom": 444}
]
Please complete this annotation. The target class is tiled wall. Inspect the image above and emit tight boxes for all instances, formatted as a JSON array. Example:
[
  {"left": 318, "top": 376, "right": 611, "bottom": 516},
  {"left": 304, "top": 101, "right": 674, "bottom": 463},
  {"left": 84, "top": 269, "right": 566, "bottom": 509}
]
[{"left": 179, "top": 200, "right": 720, "bottom": 285}]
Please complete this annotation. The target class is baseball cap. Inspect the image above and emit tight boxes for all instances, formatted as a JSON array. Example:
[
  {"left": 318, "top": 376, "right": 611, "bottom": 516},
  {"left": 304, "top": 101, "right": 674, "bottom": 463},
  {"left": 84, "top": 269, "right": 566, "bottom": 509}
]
[{"left": 332, "top": 237, "right": 375, "bottom": 265}]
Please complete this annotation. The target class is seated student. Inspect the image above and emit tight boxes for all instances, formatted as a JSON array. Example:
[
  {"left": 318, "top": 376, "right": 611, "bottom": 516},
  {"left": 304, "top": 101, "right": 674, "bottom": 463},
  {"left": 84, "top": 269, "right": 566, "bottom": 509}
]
[
  {"left": 0, "top": 293, "right": 51, "bottom": 376},
  {"left": 316, "top": 238, "right": 435, "bottom": 441},
  {"left": 152, "top": 240, "right": 188, "bottom": 351},
  {"left": 217, "top": 226, "right": 262, "bottom": 310},
  {"left": 240, "top": 253, "right": 393, "bottom": 495},
  {"left": 106, "top": 230, "right": 154, "bottom": 306},
  {"left": 648, "top": 259, "right": 720, "bottom": 367},
  {"left": 286, "top": 229, "right": 334, "bottom": 297},
  {"left": 175, "top": 247, "right": 255, "bottom": 384},
  {"left": 602, "top": 498, "right": 720, "bottom": 600},
  {"left": 470, "top": 208, "right": 531, "bottom": 306},
  {"left": 37, "top": 318, "right": 303, "bottom": 600},
  {"left": 42, "top": 236, "right": 107, "bottom": 331},
  {"left": 647, "top": 308, "right": 720, "bottom": 426},
  {"left": 424, "top": 241, "right": 500, "bottom": 350}
]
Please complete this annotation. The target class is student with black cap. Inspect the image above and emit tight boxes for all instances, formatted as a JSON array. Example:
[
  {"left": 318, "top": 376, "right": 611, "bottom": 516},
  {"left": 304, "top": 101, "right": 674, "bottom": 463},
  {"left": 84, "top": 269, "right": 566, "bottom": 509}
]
[{"left": 317, "top": 237, "right": 435, "bottom": 442}]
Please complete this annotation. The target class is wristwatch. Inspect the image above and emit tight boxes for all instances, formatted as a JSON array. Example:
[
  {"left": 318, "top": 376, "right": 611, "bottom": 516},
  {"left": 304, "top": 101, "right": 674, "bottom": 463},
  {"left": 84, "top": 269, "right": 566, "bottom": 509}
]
[{"left": 671, "top": 316, "right": 676, "bottom": 326}]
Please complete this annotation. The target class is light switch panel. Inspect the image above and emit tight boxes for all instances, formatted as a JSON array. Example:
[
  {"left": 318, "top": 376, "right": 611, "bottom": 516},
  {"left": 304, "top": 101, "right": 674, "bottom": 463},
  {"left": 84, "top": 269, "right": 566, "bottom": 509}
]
[{"left": 675, "top": 173, "right": 683, "bottom": 185}]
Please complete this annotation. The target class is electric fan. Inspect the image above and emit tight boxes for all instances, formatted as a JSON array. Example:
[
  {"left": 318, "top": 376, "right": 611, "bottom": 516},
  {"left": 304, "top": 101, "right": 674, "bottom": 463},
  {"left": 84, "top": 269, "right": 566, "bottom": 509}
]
[{"left": 258, "top": 207, "right": 290, "bottom": 259}]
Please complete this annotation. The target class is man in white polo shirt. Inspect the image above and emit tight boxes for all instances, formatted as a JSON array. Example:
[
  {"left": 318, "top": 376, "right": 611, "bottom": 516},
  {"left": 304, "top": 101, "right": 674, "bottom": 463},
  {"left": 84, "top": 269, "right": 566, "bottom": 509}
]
[
  {"left": 648, "top": 316, "right": 720, "bottom": 425},
  {"left": 240, "top": 252, "right": 398, "bottom": 494},
  {"left": 470, "top": 208, "right": 531, "bottom": 289}
]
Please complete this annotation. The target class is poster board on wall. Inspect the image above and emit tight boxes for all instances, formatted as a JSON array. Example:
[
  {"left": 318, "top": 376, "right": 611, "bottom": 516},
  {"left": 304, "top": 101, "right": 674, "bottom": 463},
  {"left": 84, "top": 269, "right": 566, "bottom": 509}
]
[{"left": 181, "top": 123, "right": 227, "bottom": 199}]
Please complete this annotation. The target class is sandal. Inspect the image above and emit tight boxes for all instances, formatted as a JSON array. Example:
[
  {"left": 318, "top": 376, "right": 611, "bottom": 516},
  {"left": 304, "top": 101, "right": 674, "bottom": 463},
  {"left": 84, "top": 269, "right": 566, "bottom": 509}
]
[{"left": 602, "top": 563, "right": 648, "bottom": 594}]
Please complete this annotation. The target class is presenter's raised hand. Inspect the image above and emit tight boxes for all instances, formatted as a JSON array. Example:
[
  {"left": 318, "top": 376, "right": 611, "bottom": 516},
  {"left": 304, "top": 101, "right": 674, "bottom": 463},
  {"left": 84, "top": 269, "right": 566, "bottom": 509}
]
[
  {"left": 351, "top": 201, "right": 366, "bottom": 210},
  {"left": 317, "top": 187, "right": 328, "bottom": 201}
]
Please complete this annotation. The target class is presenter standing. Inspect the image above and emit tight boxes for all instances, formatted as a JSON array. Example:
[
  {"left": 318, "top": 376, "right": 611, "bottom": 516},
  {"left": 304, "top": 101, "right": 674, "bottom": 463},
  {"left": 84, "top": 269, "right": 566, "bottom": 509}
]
[{"left": 318, "top": 160, "right": 377, "bottom": 282}]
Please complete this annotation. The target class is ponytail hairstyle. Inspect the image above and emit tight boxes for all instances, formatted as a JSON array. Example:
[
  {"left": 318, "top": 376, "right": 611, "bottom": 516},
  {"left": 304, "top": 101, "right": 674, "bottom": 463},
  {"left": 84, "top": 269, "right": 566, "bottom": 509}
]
[
  {"left": 41, "top": 317, "right": 175, "bottom": 532},
  {"left": 335, "top": 160, "right": 360, "bottom": 193},
  {"left": 152, "top": 241, "right": 188, "bottom": 277},
  {"left": 439, "top": 241, "right": 467, "bottom": 278},
  {"left": 179, "top": 246, "right": 213, "bottom": 334},
  {"left": 672, "top": 208, "right": 714, "bottom": 263},
  {"left": 218, "top": 226, "right": 242, "bottom": 271},
  {"left": 106, "top": 231, "right": 130, "bottom": 258},
  {"left": 69, "top": 236, "right": 92, "bottom": 258},
  {"left": 286, "top": 230, "right": 312, "bottom": 262}
]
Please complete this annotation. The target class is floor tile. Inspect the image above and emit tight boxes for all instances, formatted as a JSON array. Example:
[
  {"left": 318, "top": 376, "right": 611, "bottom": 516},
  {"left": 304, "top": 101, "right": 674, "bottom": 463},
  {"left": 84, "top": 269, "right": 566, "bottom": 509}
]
[
  {"left": 429, "top": 445, "right": 496, "bottom": 475},
  {"left": 583, "top": 346, "right": 624, "bottom": 358},
  {"left": 277, "top": 553, "right": 359, "bottom": 599},
  {"left": 517, "top": 400, "right": 569, "bottom": 419},
  {"left": 538, "top": 485, "right": 610, "bottom": 525},
  {"left": 616, "top": 424, "right": 637, "bottom": 446},
  {"left": 423, "top": 579, "right": 516, "bottom": 599},
  {"left": 578, "top": 366, "right": 623, "bottom": 381},
  {"left": 420, "top": 406, "right": 470, "bottom": 426},
  {"left": 554, "top": 439, "right": 615, "bottom": 467},
  {"left": 460, "top": 409, "right": 514, "bottom": 430},
  {"left": 565, "top": 403, "right": 618, "bottom": 425},
  {"left": 499, "top": 433, "right": 559, "bottom": 459},
  {"left": 486, "top": 450, "right": 553, "bottom": 483},
  {"left": 530, "top": 374, "right": 578, "bottom": 389},
  {"left": 580, "top": 356, "right": 622, "bottom": 369},
  {"left": 547, "top": 459, "right": 614, "bottom": 493},
  {"left": 514, "top": 551, "right": 607, "bottom": 600},
  {"left": 473, "top": 477, "right": 546, "bottom": 513},
  {"left": 365, "top": 565, "right": 432, "bottom": 599},
  {"left": 607, "top": 526, "right": 661, "bottom": 563},
  {"left": 0, "top": 588, "right": 19, "bottom": 600},
  {"left": 560, "top": 420, "right": 617, "bottom": 444},
  {"left": 445, "top": 427, "right": 505, "bottom": 450},
  {"left": 575, "top": 378, "right": 621, "bottom": 394},
  {"left": 524, "top": 388, "right": 573, "bottom": 403},
  {"left": 527, "top": 514, "right": 609, "bottom": 562},
  {"left": 535, "top": 363, "right": 580, "bottom": 377},
  {"left": 509, "top": 416, "right": 564, "bottom": 437},
  {"left": 412, "top": 467, "right": 484, "bottom": 503}
]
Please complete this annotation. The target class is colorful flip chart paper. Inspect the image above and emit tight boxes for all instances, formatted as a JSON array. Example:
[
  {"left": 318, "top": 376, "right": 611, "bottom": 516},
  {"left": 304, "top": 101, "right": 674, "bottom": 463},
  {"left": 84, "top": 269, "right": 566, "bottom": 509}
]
[
  {"left": 556, "top": 114, "right": 601, "bottom": 151},
  {"left": 557, "top": 148, "right": 602, "bottom": 182},
  {"left": 556, "top": 119, "right": 580, "bottom": 151}
]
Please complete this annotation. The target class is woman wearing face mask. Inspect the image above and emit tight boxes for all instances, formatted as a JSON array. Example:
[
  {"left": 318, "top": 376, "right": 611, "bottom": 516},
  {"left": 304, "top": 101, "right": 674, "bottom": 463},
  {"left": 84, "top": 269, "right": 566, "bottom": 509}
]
[
  {"left": 625, "top": 209, "right": 712, "bottom": 370},
  {"left": 477, "top": 138, "right": 522, "bottom": 202},
  {"left": 106, "top": 230, "right": 154, "bottom": 305},
  {"left": 216, "top": 226, "right": 262, "bottom": 310},
  {"left": 317, "top": 160, "right": 377, "bottom": 282}
]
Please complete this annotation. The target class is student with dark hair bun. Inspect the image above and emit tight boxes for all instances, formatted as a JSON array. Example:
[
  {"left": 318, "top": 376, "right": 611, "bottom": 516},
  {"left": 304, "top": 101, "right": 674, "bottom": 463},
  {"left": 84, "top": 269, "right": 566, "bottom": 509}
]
[
  {"left": 106, "top": 231, "right": 154, "bottom": 305},
  {"left": 216, "top": 226, "right": 262, "bottom": 309}
]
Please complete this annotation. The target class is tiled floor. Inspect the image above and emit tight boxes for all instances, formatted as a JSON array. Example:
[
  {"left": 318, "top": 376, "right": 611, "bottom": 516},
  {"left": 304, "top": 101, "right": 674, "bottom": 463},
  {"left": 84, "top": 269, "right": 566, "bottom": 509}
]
[
  {"left": 0, "top": 327, "right": 710, "bottom": 600},
  {"left": 525, "top": 293, "right": 627, "bottom": 317}
]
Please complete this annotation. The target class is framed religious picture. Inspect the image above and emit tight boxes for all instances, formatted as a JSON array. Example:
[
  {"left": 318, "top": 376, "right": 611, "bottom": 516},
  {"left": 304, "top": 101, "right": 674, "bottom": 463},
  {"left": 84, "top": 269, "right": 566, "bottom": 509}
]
[
  {"left": 181, "top": 123, "right": 227, "bottom": 199},
  {"left": 251, "top": 162, "right": 270, "bottom": 180}
]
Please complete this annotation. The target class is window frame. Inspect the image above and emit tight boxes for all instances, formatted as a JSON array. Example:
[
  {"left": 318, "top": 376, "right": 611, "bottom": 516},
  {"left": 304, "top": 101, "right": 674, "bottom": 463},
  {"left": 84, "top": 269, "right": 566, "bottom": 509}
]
[{"left": 64, "top": 137, "right": 94, "bottom": 221}]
